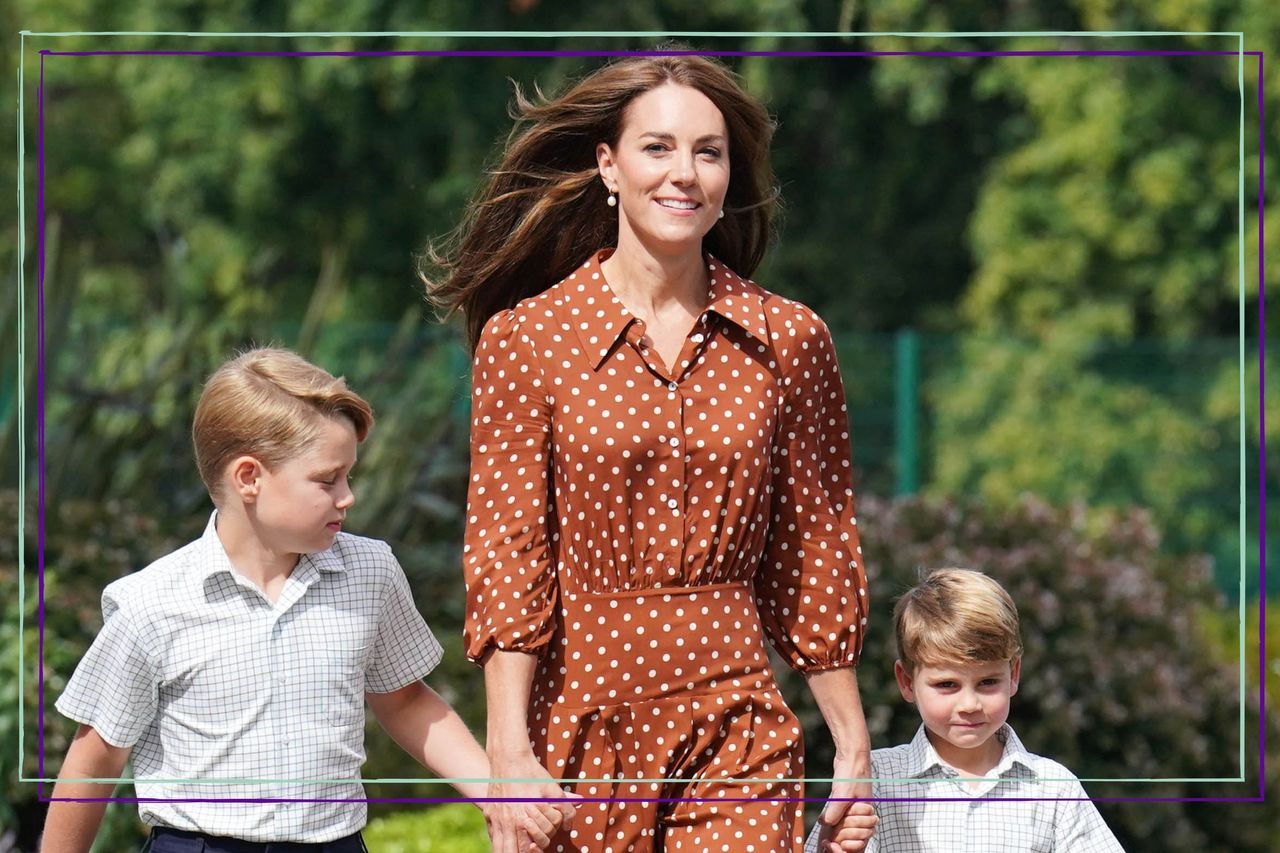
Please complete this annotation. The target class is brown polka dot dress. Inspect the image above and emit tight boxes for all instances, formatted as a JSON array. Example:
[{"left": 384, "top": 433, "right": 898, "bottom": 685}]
[{"left": 464, "top": 249, "right": 869, "bottom": 852}]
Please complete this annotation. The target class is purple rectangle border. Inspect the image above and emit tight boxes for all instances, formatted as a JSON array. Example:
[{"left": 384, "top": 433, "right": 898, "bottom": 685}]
[{"left": 30, "top": 45, "right": 1267, "bottom": 806}]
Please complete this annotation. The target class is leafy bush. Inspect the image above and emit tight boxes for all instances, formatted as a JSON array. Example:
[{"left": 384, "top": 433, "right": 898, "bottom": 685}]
[
  {"left": 781, "top": 494, "right": 1278, "bottom": 852},
  {"left": 363, "top": 803, "right": 488, "bottom": 852},
  {"left": 0, "top": 491, "right": 181, "bottom": 851}
]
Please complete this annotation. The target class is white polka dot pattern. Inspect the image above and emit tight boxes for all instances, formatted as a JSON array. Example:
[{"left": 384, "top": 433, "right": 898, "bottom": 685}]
[
  {"left": 461, "top": 249, "right": 870, "bottom": 851},
  {"left": 463, "top": 249, "right": 869, "bottom": 669}
]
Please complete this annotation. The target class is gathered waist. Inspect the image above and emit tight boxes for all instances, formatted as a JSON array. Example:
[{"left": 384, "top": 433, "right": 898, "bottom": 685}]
[{"left": 552, "top": 581, "right": 774, "bottom": 706}]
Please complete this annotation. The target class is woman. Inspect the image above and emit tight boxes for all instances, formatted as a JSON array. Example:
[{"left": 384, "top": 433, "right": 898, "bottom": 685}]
[{"left": 425, "top": 54, "right": 873, "bottom": 853}]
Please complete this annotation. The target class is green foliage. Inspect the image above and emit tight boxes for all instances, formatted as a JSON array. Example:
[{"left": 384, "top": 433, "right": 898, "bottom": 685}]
[
  {"left": 845, "top": 5, "right": 1277, "bottom": 588},
  {"left": 6, "top": 1, "right": 1278, "bottom": 849},
  {"left": 363, "top": 803, "right": 488, "bottom": 853},
  {"left": 0, "top": 492, "right": 173, "bottom": 850},
  {"left": 1198, "top": 595, "right": 1279, "bottom": 724},
  {"left": 930, "top": 333, "right": 1226, "bottom": 549},
  {"left": 777, "top": 493, "right": 1279, "bottom": 853}
]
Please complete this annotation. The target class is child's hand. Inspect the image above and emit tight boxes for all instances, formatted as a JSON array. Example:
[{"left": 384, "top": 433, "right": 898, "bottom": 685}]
[
  {"left": 481, "top": 798, "right": 569, "bottom": 853},
  {"left": 516, "top": 794, "right": 580, "bottom": 852},
  {"left": 482, "top": 751, "right": 582, "bottom": 853},
  {"left": 817, "top": 800, "right": 877, "bottom": 852}
]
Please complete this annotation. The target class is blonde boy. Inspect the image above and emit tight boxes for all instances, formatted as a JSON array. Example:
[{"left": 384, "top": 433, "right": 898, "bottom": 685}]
[
  {"left": 809, "top": 568, "right": 1124, "bottom": 853},
  {"left": 43, "top": 348, "right": 570, "bottom": 853}
]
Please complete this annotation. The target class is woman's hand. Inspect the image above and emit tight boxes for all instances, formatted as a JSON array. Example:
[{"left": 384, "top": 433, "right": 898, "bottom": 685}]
[
  {"left": 481, "top": 650, "right": 580, "bottom": 853},
  {"left": 815, "top": 751, "right": 876, "bottom": 852},
  {"left": 483, "top": 749, "right": 579, "bottom": 853},
  {"left": 806, "top": 667, "right": 876, "bottom": 851}
]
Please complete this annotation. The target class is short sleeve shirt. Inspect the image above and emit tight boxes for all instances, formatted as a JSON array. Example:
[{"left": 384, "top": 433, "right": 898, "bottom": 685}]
[
  {"left": 55, "top": 512, "right": 443, "bottom": 842},
  {"left": 804, "top": 725, "right": 1127, "bottom": 852},
  {"left": 463, "top": 249, "right": 870, "bottom": 671}
]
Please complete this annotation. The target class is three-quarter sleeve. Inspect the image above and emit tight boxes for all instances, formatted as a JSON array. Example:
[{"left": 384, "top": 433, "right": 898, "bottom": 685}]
[
  {"left": 463, "top": 308, "right": 559, "bottom": 663},
  {"left": 754, "top": 308, "right": 869, "bottom": 670}
]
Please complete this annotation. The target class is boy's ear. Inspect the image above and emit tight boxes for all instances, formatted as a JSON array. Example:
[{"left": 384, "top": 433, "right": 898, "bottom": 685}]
[
  {"left": 894, "top": 659, "right": 915, "bottom": 703},
  {"left": 229, "top": 456, "right": 264, "bottom": 502},
  {"left": 1009, "top": 656, "right": 1022, "bottom": 696}
]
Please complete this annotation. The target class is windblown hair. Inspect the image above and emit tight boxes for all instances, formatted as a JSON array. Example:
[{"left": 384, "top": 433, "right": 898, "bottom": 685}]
[
  {"left": 894, "top": 568, "right": 1024, "bottom": 674},
  {"left": 192, "top": 347, "right": 374, "bottom": 502},
  {"left": 420, "top": 52, "right": 779, "bottom": 351}
]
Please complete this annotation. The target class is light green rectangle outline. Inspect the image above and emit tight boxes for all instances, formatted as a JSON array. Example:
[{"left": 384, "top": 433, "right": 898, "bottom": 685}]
[
  {"left": 16, "top": 28, "right": 1252, "bottom": 789},
  {"left": 15, "top": 27, "right": 28, "bottom": 796}
]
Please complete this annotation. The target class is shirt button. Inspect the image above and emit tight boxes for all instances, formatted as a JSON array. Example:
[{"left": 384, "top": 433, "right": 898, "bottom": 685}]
[
  {"left": 669, "top": 436, "right": 679, "bottom": 447},
  {"left": 668, "top": 498, "right": 679, "bottom": 510},
  {"left": 667, "top": 382, "right": 677, "bottom": 391}
]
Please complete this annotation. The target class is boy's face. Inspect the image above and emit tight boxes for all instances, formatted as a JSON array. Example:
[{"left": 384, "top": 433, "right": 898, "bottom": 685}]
[
  {"left": 895, "top": 657, "right": 1021, "bottom": 769},
  {"left": 238, "top": 415, "right": 358, "bottom": 555}
]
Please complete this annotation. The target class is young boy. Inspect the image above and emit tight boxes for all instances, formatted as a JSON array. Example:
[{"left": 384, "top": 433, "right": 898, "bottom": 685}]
[
  {"left": 43, "top": 347, "right": 571, "bottom": 853},
  {"left": 807, "top": 568, "right": 1125, "bottom": 853}
]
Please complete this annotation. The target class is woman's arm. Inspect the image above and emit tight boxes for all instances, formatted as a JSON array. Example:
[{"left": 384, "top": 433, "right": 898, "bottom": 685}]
[
  {"left": 41, "top": 724, "right": 132, "bottom": 853},
  {"left": 484, "top": 649, "right": 574, "bottom": 785},
  {"left": 483, "top": 650, "right": 579, "bottom": 853},
  {"left": 806, "top": 667, "right": 875, "bottom": 849}
]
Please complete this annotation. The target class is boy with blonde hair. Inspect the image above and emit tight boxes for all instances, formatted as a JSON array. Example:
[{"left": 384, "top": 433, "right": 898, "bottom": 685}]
[
  {"left": 43, "top": 347, "right": 571, "bottom": 853},
  {"left": 808, "top": 568, "right": 1124, "bottom": 852}
]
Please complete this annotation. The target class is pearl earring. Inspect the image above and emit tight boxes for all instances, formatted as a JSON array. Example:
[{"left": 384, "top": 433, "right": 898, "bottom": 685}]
[
  {"left": 607, "top": 189, "right": 617, "bottom": 207},
  {"left": 718, "top": 208, "right": 725, "bottom": 219}
]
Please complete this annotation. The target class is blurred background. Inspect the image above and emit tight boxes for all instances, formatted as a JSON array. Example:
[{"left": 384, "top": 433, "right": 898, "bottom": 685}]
[{"left": 2, "top": 2, "right": 1277, "bottom": 851}]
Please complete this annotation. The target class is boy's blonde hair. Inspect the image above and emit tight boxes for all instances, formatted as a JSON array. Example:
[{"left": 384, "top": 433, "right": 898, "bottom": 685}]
[
  {"left": 894, "top": 568, "right": 1023, "bottom": 674},
  {"left": 193, "top": 347, "right": 374, "bottom": 502}
]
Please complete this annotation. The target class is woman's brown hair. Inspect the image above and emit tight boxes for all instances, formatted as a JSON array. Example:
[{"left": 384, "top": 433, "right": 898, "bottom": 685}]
[{"left": 420, "top": 52, "right": 779, "bottom": 351}]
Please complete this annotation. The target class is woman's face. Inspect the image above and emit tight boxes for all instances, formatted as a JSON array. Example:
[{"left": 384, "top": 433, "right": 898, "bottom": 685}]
[{"left": 596, "top": 82, "right": 730, "bottom": 257}]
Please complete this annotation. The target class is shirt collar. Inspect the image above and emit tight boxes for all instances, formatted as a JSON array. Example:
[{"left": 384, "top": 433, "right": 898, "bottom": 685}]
[
  {"left": 905, "top": 723, "right": 1039, "bottom": 780},
  {"left": 566, "top": 249, "right": 771, "bottom": 371},
  {"left": 704, "top": 257, "right": 771, "bottom": 345},
  {"left": 196, "top": 510, "right": 348, "bottom": 584},
  {"left": 987, "top": 723, "right": 1038, "bottom": 777},
  {"left": 196, "top": 510, "right": 240, "bottom": 583}
]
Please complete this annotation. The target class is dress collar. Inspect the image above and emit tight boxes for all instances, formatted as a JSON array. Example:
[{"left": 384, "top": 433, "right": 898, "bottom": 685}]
[{"left": 565, "top": 249, "right": 771, "bottom": 371}]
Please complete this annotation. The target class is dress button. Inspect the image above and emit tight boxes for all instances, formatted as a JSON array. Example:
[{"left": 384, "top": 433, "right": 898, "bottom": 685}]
[
  {"left": 669, "top": 436, "right": 679, "bottom": 447},
  {"left": 668, "top": 382, "right": 678, "bottom": 391},
  {"left": 668, "top": 498, "right": 679, "bottom": 510}
]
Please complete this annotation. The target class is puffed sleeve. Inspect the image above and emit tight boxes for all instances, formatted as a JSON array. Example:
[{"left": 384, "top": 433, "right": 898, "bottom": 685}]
[
  {"left": 754, "top": 308, "right": 869, "bottom": 670},
  {"left": 463, "top": 308, "right": 558, "bottom": 663}
]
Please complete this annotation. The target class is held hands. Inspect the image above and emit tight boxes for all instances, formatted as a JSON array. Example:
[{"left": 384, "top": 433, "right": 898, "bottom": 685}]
[
  {"left": 816, "top": 752, "right": 877, "bottom": 853},
  {"left": 483, "top": 750, "right": 582, "bottom": 853},
  {"left": 814, "top": 802, "right": 877, "bottom": 853}
]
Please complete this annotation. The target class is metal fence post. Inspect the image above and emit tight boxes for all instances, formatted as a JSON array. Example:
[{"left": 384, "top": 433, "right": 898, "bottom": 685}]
[{"left": 895, "top": 327, "right": 920, "bottom": 496}]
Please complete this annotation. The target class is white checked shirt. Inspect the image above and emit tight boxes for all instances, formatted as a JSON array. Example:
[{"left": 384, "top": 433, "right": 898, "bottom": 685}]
[
  {"left": 56, "top": 512, "right": 444, "bottom": 843},
  {"left": 805, "top": 725, "right": 1126, "bottom": 853}
]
